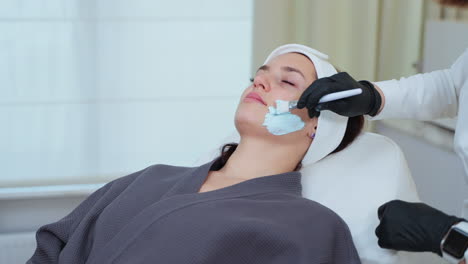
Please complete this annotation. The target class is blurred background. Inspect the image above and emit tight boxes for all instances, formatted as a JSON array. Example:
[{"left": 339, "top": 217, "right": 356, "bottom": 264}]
[{"left": 0, "top": 0, "right": 467, "bottom": 262}]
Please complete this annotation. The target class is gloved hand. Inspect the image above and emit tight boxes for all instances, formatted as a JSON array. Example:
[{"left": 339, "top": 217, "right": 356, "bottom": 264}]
[
  {"left": 297, "top": 72, "right": 382, "bottom": 118},
  {"left": 375, "top": 200, "right": 464, "bottom": 256}
]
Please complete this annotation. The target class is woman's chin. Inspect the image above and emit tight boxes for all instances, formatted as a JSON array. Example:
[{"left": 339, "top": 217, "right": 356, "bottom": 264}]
[
  {"left": 234, "top": 108, "right": 266, "bottom": 124},
  {"left": 235, "top": 118, "right": 270, "bottom": 137}
]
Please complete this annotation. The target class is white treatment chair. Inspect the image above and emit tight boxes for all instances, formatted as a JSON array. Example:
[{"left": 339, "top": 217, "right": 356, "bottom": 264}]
[{"left": 194, "top": 132, "right": 441, "bottom": 264}]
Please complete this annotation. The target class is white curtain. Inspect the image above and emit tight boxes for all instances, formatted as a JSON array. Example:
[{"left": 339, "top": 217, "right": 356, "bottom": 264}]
[
  {"left": 0, "top": 0, "right": 253, "bottom": 187},
  {"left": 252, "top": 0, "right": 468, "bottom": 80},
  {"left": 0, "top": 1, "right": 98, "bottom": 186}
]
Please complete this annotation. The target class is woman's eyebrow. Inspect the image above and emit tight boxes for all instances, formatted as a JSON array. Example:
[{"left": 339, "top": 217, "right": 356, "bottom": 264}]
[
  {"left": 256, "top": 65, "right": 305, "bottom": 80},
  {"left": 282, "top": 66, "right": 305, "bottom": 80},
  {"left": 256, "top": 65, "right": 269, "bottom": 72}
]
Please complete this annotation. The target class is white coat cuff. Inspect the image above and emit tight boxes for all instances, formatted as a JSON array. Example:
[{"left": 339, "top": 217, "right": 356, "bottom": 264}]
[{"left": 366, "top": 80, "right": 400, "bottom": 121}]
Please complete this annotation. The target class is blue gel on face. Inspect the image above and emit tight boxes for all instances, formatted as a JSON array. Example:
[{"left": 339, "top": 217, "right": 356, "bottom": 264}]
[{"left": 262, "top": 101, "right": 305, "bottom": 135}]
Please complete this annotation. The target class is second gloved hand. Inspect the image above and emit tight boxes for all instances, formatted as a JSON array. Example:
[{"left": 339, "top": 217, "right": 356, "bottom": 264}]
[
  {"left": 297, "top": 72, "right": 382, "bottom": 118},
  {"left": 375, "top": 200, "right": 464, "bottom": 256}
]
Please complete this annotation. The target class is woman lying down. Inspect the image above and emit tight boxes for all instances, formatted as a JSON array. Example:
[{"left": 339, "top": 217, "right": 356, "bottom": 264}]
[{"left": 28, "top": 44, "right": 364, "bottom": 264}]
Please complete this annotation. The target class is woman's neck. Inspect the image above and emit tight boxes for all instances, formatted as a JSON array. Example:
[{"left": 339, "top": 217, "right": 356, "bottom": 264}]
[{"left": 217, "top": 137, "right": 304, "bottom": 181}]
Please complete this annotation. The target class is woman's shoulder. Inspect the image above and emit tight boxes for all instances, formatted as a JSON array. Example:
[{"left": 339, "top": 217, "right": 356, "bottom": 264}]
[
  {"left": 108, "top": 163, "right": 198, "bottom": 189},
  {"left": 94, "top": 163, "right": 201, "bottom": 202},
  {"left": 284, "top": 197, "right": 356, "bottom": 247},
  {"left": 255, "top": 193, "right": 348, "bottom": 229},
  {"left": 288, "top": 196, "right": 350, "bottom": 229},
  {"left": 145, "top": 163, "right": 204, "bottom": 179},
  {"left": 147, "top": 163, "right": 196, "bottom": 173},
  {"left": 260, "top": 195, "right": 357, "bottom": 254}
]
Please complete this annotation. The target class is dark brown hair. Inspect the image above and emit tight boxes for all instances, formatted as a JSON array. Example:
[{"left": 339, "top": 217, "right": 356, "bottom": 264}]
[{"left": 219, "top": 115, "right": 364, "bottom": 171}]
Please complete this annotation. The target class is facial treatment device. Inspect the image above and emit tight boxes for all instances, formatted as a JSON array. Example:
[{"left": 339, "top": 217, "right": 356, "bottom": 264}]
[{"left": 275, "top": 88, "right": 363, "bottom": 114}]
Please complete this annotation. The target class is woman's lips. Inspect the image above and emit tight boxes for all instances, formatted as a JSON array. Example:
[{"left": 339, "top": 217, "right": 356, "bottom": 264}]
[{"left": 244, "top": 92, "right": 266, "bottom": 105}]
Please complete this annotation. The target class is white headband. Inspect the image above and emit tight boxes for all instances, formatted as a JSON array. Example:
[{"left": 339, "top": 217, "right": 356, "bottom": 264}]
[{"left": 264, "top": 44, "right": 348, "bottom": 166}]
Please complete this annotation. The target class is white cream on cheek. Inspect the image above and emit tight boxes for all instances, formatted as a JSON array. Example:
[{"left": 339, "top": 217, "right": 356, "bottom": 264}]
[{"left": 262, "top": 100, "right": 305, "bottom": 136}]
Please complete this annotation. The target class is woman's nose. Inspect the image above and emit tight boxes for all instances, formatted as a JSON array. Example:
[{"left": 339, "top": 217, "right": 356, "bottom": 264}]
[{"left": 253, "top": 75, "right": 271, "bottom": 92}]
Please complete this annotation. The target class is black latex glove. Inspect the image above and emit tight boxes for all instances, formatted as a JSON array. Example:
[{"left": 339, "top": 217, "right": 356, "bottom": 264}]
[
  {"left": 297, "top": 72, "right": 382, "bottom": 118},
  {"left": 375, "top": 200, "right": 464, "bottom": 256}
]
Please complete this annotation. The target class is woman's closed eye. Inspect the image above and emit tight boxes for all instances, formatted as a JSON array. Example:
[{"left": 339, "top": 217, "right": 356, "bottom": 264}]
[{"left": 282, "top": 80, "right": 295, "bottom": 86}]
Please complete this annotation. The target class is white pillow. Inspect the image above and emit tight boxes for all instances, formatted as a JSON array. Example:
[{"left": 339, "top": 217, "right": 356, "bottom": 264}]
[{"left": 301, "top": 132, "right": 442, "bottom": 263}]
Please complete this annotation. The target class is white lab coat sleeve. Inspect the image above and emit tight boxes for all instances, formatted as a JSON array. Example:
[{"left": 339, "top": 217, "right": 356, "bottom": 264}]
[
  {"left": 369, "top": 48, "right": 468, "bottom": 121},
  {"left": 369, "top": 69, "right": 458, "bottom": 121},
  {"left": 368, "top": 47, "right": 468, "bottom": 178}
]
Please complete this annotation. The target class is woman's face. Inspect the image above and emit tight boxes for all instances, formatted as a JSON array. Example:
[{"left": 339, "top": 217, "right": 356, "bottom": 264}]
[{"left": 235, "top": 52, "right": 318, "bottom": 139}]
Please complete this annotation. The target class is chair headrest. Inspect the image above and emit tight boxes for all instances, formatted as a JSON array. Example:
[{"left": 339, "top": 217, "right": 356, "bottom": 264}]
[
  {"left": 194, "top": 132, "right": 433, "bottom": 263},
  {"left": 301, "top": 132, "right": 423, "bottom": 263}
]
